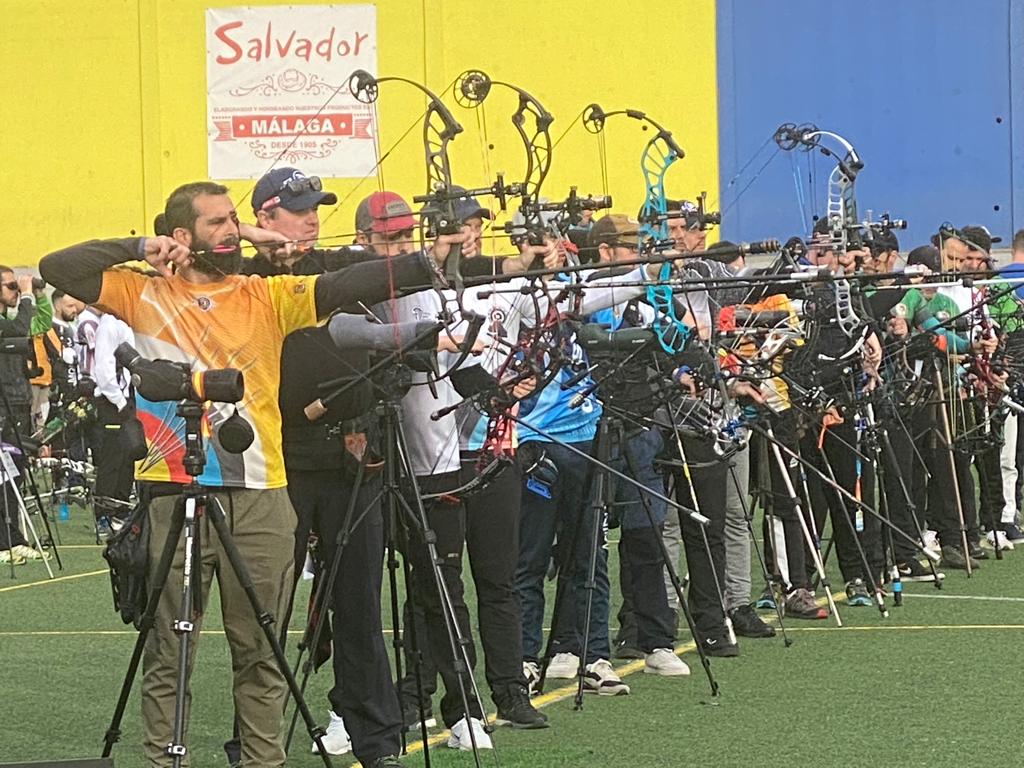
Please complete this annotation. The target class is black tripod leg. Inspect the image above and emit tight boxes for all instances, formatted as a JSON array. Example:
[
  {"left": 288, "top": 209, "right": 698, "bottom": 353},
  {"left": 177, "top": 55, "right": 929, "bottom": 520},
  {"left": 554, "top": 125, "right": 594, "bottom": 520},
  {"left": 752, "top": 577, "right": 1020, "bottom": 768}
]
[
  {"left": 390, "top": 411, "right": 486, "bottom": 764},
  {"left": 573, "top": 438, "right": 609, "bottom": 711},
  {"left": 101, "top": 501, "right": 186, "bottom": 758},
  {"left": 814, "top": 442, "right": 888, "bottom": 618},
  {"left": 876, "top": 421, "right": 943, "bottom": 587},
  {"left": 205, "top": 497, "right": 333, "bottom": 768}
]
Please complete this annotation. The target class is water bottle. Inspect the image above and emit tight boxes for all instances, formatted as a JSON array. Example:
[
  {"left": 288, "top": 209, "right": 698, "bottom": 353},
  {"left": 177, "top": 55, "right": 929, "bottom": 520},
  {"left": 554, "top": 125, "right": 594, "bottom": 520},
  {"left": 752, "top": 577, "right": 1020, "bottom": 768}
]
[{"left": 58, "top": 499, "right": 70, "bottom": 522}]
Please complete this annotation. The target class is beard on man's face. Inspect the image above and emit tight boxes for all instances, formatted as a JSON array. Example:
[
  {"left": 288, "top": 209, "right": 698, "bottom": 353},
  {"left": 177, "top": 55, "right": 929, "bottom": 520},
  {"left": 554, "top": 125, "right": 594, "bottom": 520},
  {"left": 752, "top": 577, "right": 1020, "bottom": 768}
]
[{"left": 189, "top": 232, "right": 242, "bottom": 276}]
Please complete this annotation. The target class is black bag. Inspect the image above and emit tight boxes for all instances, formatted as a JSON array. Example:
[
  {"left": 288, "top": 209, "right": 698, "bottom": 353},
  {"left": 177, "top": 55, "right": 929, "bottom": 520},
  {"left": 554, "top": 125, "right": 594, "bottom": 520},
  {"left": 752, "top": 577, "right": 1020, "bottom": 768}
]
[{"left": 101, "top": 499, "right": 150, "bottom": 629}]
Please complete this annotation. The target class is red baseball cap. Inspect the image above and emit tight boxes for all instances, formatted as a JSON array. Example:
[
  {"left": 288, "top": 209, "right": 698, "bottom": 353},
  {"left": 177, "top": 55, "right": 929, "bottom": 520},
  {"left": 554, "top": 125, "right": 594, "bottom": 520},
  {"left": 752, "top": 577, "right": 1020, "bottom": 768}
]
[{"left": 355, "top": 191, "right": 417, "bottom": 234}]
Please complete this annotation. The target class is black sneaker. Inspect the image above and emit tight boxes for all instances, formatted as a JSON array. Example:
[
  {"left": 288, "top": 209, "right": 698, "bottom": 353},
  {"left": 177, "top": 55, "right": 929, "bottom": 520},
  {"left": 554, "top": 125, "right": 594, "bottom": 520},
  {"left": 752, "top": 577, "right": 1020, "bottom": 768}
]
[
  {"left": 613, "top": 638, "right": 645, "bottom": 660},
  {"left": 968, "top": 542, "right": 990, "bottom": 560},
  {"left": 367, "top": 756, "right": 404, "bottom": 768},
  {"left": 940, "top": 546, "right": 980, "bottom": 571},
  {"left": 699, "top": 634, "right": 740, "bottom": 657},
  {"left": 1000, "top": 522, "right": 1024, "bottom": 543},
  {"left": 729, "top": 604, "right": 776, "bottom": 638},
  {"left": 895, "top": 559, "right": 937, "bottom": 582},
  {"left": 494, "top": 685, "right": 549, "bottom": 729},
  {"left": 401, "top": 700, "right": 436, "bottom": 733}
]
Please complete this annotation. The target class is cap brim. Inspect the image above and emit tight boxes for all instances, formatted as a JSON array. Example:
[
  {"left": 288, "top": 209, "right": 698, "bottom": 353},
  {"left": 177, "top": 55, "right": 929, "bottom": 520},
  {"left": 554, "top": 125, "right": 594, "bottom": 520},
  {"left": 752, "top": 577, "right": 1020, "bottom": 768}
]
[
  {"left": 371, "top": 215, "right": 417, "bottom": 234},
  {"left": 279, "top": 190, "right": 338, "bottom": 212},
  {"left": 462, "top": 206, "right": 492, "bottom": 222}
]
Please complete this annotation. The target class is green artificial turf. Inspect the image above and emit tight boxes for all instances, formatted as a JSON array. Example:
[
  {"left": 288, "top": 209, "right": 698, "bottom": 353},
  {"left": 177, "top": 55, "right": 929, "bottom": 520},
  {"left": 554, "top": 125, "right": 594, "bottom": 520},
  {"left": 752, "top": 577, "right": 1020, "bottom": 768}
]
[{"left": 2, "top": 505, "right": 1023, "bottom": 767}]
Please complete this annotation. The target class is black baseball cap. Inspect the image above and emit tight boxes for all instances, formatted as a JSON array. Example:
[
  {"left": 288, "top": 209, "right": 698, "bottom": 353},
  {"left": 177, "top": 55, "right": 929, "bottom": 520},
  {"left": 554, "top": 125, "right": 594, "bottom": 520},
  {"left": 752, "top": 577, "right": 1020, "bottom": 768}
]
[
  {"left": 252, "top": 168, "right": 337, "bottom": 213},
  {"left": 449, "top": 185, "right": 492, "bottom": 223},
  {"left": 960, "top": 224, "right": 1001, "bottom": 256},
  {"left": 906, "top": 245, "right": 941, "bottom": 273}
]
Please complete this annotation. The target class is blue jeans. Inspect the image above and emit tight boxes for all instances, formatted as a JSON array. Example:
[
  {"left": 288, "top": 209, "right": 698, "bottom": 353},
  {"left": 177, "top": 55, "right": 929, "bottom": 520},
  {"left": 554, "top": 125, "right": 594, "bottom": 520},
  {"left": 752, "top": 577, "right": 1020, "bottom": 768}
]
[
  {"left": 607, "top": 428, "right": 667, "bottom": 530},
  {"left": 516, "top": 440, "right": 612, "bottom": 664}
]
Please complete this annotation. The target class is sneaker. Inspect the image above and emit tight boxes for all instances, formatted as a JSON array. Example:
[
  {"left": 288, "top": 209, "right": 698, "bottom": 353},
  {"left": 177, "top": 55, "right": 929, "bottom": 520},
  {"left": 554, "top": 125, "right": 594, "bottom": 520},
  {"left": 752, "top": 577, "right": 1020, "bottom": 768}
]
[
  {"left": 895, "top": 559, "right": 935, "bottom": 582},
  {"left": 699, "top": 635, "right": 740, "bottom": 658},
  {"left": 968, "top": 542, "right": 990, "bottom": 560},
  {"left": 0, "top": 549, "right": 26, "bottom": 565},
  {"left": 546, "top": 652, "right": 580, "bottom": 679},
  {"left": 446, "top": 717, "right": 493, "bottom": 751},
  {"left": 845, "top": 579, "right": 873, "bottom": 607},
  {"left": 400, "top": 700, "right": 436, "bottom": 733},
  {"left": 644, "top": 648, "right": 691, "bottom": 675},
  {"left": 312, "top": 711, "right": 351, "bottom": 755},
  {"left": 755, "top": 586, "right": 777, "bottom": 610},
  {"left": 494, "top": 685, "right": 549, "bottom": 729},
  {"left": 11, "top": 544, "right": 49, "bottom": 560},
  {"left": 940, "top": 545, "right": 980, "bottom": 571},
  {"left": 366, "top": 757, "right": 403, "bottom": 768},
  {"left": 784, "top": 588, "right": 828, "bottom": 620},
  {"left": 613, "top": 638, "right": 645, "bottom": 660},
  {"left": 984, "top": 530, "right": 1014, "bottom": 551},
  {"left": 922, "top": 529, "right": 940, "bottom": 557},
  {"left": 583, "top": 659, "right": 631, "bottom": 694},
  {"left": 522, "top": 661, "right": 541, "bottom": 696},
  {"left": 1000, "top": 522, "right": 1024, "bottom": 543},
  {"left": 729, "top": 604, "right": 776, "bottom": 638}
]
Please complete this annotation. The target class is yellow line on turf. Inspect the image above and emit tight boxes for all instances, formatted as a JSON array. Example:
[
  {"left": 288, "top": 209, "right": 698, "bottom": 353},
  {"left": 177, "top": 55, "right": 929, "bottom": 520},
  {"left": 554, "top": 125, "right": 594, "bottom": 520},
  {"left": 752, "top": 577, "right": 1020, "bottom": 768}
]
[
  {"left": 403, "top": 639, "right": 700, "bottom": 755},
  {"left": 783, "top": 623, "right": 1024, "bottom": 632},
  {"left": 0, "top": 568, "right": 107, "bottom": 593}
]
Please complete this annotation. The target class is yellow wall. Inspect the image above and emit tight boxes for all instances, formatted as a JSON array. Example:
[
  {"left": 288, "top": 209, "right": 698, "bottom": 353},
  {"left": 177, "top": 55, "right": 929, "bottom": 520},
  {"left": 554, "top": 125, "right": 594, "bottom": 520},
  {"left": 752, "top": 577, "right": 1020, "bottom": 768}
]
[{"left": 6, "top": 0, "right": 718, "bottom": 265}]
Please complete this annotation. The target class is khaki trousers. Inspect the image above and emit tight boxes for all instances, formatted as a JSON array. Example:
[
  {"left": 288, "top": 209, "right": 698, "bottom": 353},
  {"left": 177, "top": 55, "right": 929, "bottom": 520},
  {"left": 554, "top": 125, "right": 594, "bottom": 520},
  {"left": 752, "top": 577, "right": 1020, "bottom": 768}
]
[{"left": 141, "top": 487, "right": 296, "bottom": 767}]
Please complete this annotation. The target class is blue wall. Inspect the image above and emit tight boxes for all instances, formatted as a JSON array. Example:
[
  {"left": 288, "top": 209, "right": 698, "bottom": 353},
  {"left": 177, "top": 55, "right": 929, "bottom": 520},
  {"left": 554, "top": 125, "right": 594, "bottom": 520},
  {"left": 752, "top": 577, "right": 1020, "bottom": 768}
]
[{"left": 717, "top": 0, "right": 1017, "bottom": 251}]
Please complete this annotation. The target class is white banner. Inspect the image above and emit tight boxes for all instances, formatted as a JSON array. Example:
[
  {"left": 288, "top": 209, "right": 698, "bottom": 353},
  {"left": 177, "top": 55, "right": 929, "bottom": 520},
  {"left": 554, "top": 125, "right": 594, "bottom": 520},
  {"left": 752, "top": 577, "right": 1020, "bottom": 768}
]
[{"left": 206, "top": 5, "right": 378, "bottom": 179}]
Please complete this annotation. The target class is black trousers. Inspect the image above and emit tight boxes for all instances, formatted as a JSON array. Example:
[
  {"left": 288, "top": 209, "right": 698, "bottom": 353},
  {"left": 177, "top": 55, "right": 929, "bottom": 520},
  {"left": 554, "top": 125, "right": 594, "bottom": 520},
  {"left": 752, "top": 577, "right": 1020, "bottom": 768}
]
[
  {"left": 670, "top": 436, "right": 728, "bottom": 638},
  {"left": 878, "top": 403, "right": 927, "bottom": 562},
  {"left": 288, "top": 467, "right": 401, "bottom": 765},
  {"left": 402, "top": 459, "right": 525, "bottom": 728},
  {"left": 1, "top": 403, "right": 31, "bottom": 549},
  {"left": 757, "top": 411, "right": 812, "bottom": 591},
  {"left": 919, "top": 402, "right": 980, "bottom": 547},
  {"left": 93, "top": 399, "right": 136, "bottom": 516},
  {"left": 801, "top": 419, "right": 882, "bottom": 583}
]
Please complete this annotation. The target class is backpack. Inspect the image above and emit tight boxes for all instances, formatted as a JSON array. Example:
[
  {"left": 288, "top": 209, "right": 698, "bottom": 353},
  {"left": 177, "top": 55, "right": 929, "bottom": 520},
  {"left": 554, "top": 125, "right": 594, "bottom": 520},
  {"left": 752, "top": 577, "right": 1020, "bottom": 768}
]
[{"left": 101, "top": 500, "right": 150, "bottom": 629}]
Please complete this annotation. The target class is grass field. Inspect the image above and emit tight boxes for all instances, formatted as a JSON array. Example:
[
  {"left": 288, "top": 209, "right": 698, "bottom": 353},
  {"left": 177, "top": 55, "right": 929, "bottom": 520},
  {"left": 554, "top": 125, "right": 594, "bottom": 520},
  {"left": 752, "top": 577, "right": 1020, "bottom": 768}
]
[{"left": 2, "top": 505, "right": 1023, "bottom": 767}]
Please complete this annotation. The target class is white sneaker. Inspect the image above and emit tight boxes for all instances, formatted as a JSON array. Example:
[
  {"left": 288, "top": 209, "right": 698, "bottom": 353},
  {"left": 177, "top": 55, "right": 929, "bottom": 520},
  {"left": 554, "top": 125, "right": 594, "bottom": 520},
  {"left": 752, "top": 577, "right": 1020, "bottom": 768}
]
[
  {"left": 523, "top": 660, "right": 541, "bottom": 696},
  {"left": 11, "top": 544, "right": 48, "bottom": 560},
  {"left": 644, "top": 648, "right": 691, "bottom": 676},
  {"left": 984, "top": 530, "right": 1014, "bottom": 551},
  {"left": 0, "top": 549, "right": 26, "bottom": 565},
  {"left": 922, "top": 530, "right": 940, "bottom": 557},
  {"left": 446, "top": 716, "right": 493, "bottom": 751},
  {"left": 312, "top": 710, "right": 352, "bottom": 755},
  {"left": 546, "top": 652, "right": 580, "bottom": 679},
  {"left": 583, "top": 659, "right": 630, "bottom": 695}
]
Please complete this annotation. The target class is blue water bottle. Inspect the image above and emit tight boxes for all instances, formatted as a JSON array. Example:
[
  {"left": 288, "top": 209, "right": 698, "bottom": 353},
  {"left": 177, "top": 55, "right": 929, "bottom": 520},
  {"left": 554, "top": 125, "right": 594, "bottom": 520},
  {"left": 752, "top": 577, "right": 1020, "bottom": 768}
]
[{"left": 58, "top": 499, "right": 70, "bottom": 521}]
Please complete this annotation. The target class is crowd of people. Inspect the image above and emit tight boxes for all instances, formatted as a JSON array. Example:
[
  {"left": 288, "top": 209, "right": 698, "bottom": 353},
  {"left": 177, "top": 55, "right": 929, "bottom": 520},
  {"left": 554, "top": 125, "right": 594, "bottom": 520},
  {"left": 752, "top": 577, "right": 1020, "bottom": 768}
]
[{"left": 3, "top": 163, "right": 1019, "bottom": 768}]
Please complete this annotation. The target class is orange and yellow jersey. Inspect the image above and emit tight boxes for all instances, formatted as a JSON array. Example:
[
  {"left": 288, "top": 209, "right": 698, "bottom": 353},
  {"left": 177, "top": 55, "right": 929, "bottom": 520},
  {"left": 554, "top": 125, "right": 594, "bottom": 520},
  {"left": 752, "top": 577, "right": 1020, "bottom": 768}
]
[{"left": 96, "top": 269, "right": 318, "bottom": 488}]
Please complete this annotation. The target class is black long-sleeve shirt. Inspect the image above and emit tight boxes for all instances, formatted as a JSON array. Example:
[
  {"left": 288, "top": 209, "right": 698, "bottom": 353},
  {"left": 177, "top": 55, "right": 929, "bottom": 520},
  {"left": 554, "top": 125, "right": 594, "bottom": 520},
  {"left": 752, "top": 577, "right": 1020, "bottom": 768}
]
[{"left": 0, "top": 298, "right": 36, "bottom": 406}]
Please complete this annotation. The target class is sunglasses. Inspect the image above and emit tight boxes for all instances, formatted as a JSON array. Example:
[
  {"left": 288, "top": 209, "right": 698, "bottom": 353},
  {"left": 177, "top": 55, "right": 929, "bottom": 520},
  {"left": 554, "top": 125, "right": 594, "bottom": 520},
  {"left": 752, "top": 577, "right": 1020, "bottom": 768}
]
[
  {"left": 281, "top": 175, "right": 322, "bottom": 195},
  {"left": 2, "top": 281, "right": 18, "bottom": 292}
]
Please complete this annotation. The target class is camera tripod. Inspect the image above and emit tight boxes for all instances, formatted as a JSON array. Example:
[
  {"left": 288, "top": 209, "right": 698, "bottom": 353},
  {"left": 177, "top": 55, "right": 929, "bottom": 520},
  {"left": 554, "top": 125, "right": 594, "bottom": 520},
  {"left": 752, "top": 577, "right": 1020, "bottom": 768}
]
[
  {"left": 101, "top": 401, "right": 333, "bottom": 767},
  {"left": 283, "top": 329, "right": 491, "bottom": 768},
  {"left": 508, "top": 410, "right": 719, "bottom": 705},
  {"left": 0, "top": 387, "right": 61, "bottom": 574}
]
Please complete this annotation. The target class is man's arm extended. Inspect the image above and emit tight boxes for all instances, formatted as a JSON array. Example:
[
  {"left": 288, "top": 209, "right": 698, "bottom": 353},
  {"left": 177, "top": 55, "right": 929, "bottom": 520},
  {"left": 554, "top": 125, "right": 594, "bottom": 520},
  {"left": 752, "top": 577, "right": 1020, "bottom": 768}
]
[
  {"left": 312, "top": 252, "right": 439, "bottom": 319},
  {"left": 39, "top": 239, "right": 144, "bottom": 303}
]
